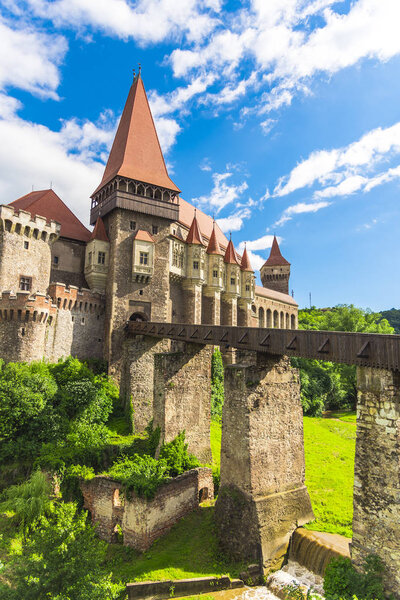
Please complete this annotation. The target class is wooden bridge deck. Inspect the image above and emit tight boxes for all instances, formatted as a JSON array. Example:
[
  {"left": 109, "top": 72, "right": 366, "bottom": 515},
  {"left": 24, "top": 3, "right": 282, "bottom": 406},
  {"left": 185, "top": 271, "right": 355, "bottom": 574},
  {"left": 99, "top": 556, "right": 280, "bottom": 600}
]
[{"left": 127, "top": 321, "right": 400, "bottom": 371}]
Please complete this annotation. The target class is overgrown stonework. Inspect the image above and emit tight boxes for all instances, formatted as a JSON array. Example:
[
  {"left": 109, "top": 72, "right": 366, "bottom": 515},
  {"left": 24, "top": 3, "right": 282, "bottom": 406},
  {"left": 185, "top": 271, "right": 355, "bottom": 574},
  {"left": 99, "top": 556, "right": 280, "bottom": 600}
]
[
  {"left": 215, "top": 353, "right": 314, "bottom": 573},
  {"left": 352, "top": 367, "right": 400, "bottom": 599},
  {"left": 153, "top": 342, "right": 212, "bottom": 463}
]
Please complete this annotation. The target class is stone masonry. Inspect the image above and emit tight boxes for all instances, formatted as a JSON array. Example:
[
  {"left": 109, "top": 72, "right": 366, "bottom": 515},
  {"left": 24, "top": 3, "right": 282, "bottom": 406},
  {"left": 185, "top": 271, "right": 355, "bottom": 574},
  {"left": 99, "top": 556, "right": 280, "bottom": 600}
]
[
  {"left": 351, "top": 367, "right": 400, "bottom": 598},
  {"left": 215, "top": 353, "right": 314, "bottom": 573},
  {"left": 153, "top": 342, "right": 212, "bottom": 463},
  {"left": 81, "top": 467, "right": 213, "bottom": 551}
]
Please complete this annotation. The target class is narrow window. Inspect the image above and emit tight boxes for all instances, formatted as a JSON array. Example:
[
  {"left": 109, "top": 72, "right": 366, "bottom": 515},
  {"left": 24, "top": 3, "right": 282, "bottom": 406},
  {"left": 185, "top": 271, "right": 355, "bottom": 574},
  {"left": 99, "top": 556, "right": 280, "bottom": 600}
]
[
  {"left": 139, "top": 289, "right": 144, "bottom": 295},
  {"left": 230, "top": 277, "right": 235, "bottom": 286},
  {"left": 88, "top": 251, "right": 92, "bottom": 264},
  {"left": 245, "top": 284, "right": 250, "bottom": 291},
  {"left": 98, "top": 251, "right": 105, "bottom": 264},
  {"left": 193, "top": 261, "right": 199, "bottom": 270},
  {"left": 19, "top": 276, "right": 31, "bottom": 291},
  {"left": 139, "top": 252, "right": 148, "bottom": 265},
  {"left": 81, "top": 317, "right": 85, "bottom": 325},
  {"left": 53, "top": 256, "right": 59, "bottom": 265},
  {"left": 130, "top": 221, "right": 136, "bottom": 231},
  {"left": 213, "top": 270, "right": 218, "bottom": 278},
  {"left": 152, "top": 225, "right": 158, "bottom": 235},
  {"left": 24, "top": 241, "right": 29, "bottom": 250}
]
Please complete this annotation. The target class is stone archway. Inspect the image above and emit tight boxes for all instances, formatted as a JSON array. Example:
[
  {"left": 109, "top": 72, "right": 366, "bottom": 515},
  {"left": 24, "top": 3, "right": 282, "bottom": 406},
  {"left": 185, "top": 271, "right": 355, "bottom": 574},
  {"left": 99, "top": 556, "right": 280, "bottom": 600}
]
[{"left": 129, "top": 312, "right": 148, "bottom": 322}]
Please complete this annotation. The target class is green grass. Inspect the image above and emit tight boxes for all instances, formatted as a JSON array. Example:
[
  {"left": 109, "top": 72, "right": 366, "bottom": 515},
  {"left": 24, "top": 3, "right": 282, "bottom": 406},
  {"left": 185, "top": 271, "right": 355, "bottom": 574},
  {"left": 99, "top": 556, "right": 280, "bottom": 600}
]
[
  {"left": 210, "top": 422, "right": 221, "bottom": 470},
  {"left": 105, "top": 505, "right": 244, "bottom": 583}
]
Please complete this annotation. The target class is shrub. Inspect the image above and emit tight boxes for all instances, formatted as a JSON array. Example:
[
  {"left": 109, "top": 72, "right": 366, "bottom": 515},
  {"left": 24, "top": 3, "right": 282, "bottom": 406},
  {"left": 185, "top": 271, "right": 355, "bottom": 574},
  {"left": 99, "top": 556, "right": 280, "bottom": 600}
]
[
  {"left": 108, "top": 454, "right": 169, "bottom": 499},
  {"left": 323, "top": 555, "right": 387, "bottom": 600},
  {"left": 159, "top": 431, "right": 200, "bottom": 476}
]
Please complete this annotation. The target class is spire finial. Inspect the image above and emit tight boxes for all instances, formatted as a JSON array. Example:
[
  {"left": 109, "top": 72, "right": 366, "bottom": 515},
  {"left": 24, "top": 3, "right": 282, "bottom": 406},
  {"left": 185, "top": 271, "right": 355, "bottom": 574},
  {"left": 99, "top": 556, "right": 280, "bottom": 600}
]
[
  {"left": 138, "top": 63, "right": 142, "bottom": 76},
  {"left": 133, "top": 68, "right": 136, "bottom": 80},
  {"left": 194, "top": 207, "right": 197, "bottom": 217},
  {"left": 229, "top": 231, "right": 232, "bottom": 240}
]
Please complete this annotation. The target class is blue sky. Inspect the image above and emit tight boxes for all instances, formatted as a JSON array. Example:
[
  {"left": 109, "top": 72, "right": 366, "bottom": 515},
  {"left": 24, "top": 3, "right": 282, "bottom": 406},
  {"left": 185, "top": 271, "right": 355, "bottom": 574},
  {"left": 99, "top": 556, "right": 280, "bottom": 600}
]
[{"left": 0, "top": 0, "right": 399, "bottom": 310}]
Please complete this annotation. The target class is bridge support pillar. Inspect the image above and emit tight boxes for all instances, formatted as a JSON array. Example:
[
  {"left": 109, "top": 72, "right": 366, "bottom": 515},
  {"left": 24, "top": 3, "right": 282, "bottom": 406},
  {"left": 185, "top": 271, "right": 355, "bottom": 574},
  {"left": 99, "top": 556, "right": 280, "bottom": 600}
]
[
  {"left": 182, "top": 283, "right": 203, "bottom": 324},
  {"left": 202, "top": 289, "right": 221, "bottom": 325},
  {"left": 121, "top": 336, "right": 170, "bottom": 433},
  {"left": 215, "top": 353, "right": 314, "bottom": 573},
  {"left": 153, "top": 343, "right": 212, "bottom": 463},
  {"left": 352, "top": 367, "right": 400, "bottom": 598},
  {"left": 237, "top": 298, "right": 252, "bottom": 327}
]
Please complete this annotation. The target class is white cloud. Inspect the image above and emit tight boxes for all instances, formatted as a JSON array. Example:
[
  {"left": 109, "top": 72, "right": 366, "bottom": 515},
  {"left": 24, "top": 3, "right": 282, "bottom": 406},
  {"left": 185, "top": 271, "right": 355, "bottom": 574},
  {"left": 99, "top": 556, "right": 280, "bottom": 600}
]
[
  {"left": 192, "top": 171, "right": 248, "bottom": 213},
  {"left": 274, "top": 121, "right": 400, "bottom": 199},
  {"left": 242, "top": 249, "right": 265, "bottom": 272},
  {"left": 237, "top": 234, "right": 277, "bottom": 253},
  {"left": 200, "top": 158, "right": 212, "bottom": 172},
  {"left": 272, "top": 201, "right": 331, "bottom": 227},
  {"left": 260, "top": 118, "right": 276, "bottom": 135},
  {"left": 216, "top": 208, "right": 251, "bottom": 233},
  {"left": 0, "top": 16, "right": 67, "bottom": 99},
  {"left": 23, "top": 0, "right": 220, "bottom": 45}
]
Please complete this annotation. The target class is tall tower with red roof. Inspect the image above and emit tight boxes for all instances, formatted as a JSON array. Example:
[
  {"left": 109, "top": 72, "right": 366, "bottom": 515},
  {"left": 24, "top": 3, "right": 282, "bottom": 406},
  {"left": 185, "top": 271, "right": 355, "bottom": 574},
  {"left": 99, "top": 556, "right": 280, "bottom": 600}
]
[{"left": 260, "top": 236, "right": 291, "bottom": 295}]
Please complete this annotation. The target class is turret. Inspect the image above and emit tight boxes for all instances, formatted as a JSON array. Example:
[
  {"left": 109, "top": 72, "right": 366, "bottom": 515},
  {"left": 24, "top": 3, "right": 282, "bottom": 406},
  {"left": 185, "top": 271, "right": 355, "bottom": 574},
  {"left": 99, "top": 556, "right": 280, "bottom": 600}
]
[
  {"left": 223, "top": 237, "right": 240, "bottom": 297},
  {"left": 84, "top": 217, "right": 110, "bottom": 292},
  {"left": 240, "top": 246, "right": 255, "bottom": 301},
  {"left": 205, "top": 221, "right": 224, "bottom": 290},
  {"left": 260, "top": 236, "right": 290, "bottom": 294},
  {"left": 185, "top": 212, "right": 206, "bottom": 285}
]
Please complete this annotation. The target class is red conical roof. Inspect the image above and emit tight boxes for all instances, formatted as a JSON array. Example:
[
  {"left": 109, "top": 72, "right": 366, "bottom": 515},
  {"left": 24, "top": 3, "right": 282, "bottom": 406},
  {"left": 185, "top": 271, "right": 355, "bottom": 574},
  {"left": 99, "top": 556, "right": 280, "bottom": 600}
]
[
  {"left": 240, "top": 246, "right": 253, "bottom": 271},
  {"left": 224, "top": 238, "right": 239, "bottom": 264},
  {"left": 9, "top": 189, "right": 91, "bottom": 242},
  {"left": 186, "top": 212, "right": 205, "bottom": 245},
  {"left": 90, "top": 217, "right": 109, "bottom": 242},
  {"left": 206, "top": 222, "right": 223, "bottom": 255},
  {"left": 263, "top": 236, "right": 290, "bottom": 267},
  {"left": 93, "top": 74, "right": 180, "bottom": 195}
]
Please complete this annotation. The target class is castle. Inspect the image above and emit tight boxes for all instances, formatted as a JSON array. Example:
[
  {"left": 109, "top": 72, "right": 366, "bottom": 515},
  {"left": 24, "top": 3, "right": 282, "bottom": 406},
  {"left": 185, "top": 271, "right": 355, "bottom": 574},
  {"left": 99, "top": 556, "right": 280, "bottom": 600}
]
[{"left": 0, "top": 72, "right": 297, "bottom": 380}]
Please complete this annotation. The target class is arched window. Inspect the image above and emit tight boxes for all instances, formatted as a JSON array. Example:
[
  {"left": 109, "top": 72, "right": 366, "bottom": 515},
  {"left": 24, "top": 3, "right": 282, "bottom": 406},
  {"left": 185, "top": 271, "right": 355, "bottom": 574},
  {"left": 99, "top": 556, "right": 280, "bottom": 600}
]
[
  {"left": 286, "top": 313, "right": 290, "bottom": 329},
  {"left": 273, "top": 310, "right": 279, "bottom": 328},
  {"left": 129, "top": 312, "right": 148, "bottom": 322},
  {"left": 154, "top": 188, "right": 162, "bottom": 200},
  {"left": 291, "top": 314, "right": 296, "bottom": 329},
  {"left": 137, "top": 184, "right": 145, "bottom": 196},
  {"left": 258, "top": 307, "right": 264, "bottom": 328},
  {"left": 266, "top": 309, "right": 272, "bottom": 328},
  {"left": 280, "top": 311, "right": 284, "bottom": 328}
]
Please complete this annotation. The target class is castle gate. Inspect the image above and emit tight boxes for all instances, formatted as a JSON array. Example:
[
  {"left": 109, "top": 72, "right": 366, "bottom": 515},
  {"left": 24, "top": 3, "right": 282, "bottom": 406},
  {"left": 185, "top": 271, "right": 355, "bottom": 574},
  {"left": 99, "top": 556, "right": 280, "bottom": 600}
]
[{"left": 127, "top": 321, "right": 400, "bottom": 597}]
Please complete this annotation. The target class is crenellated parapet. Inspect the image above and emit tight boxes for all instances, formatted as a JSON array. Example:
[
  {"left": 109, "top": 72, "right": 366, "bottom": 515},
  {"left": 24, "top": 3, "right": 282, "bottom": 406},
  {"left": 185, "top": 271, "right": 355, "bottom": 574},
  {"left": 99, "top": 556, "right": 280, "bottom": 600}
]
[
  {"left": 0, "top": 205, "right": 60, "bottom": 242},
  {"left": 48, "top": 283, "right": 105, "bottom": 314},
  {"left": 0, "top": 290, "right": 57, "bottom": 324}
]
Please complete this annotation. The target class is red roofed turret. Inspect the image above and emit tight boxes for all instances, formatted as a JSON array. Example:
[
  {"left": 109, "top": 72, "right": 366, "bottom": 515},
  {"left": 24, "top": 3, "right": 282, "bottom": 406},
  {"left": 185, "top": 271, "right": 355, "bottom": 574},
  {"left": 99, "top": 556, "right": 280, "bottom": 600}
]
[
  {"left": 206, "top": 221, "right": 223, "bottom": 255},
  {"left": 90, "top": 217, "right": 109, "bottom": 242},
  {"left": 262, "top": 236, "right": 290, "bottom": 267},
  {"left": 240, "top": 246, "right": 253, "bottom": 271},
  {"left": 224, "top": 237, "right": 239, "bottom": 264},
  {"left": 186, "top": 211, "right": 205, "bottom": 245}
]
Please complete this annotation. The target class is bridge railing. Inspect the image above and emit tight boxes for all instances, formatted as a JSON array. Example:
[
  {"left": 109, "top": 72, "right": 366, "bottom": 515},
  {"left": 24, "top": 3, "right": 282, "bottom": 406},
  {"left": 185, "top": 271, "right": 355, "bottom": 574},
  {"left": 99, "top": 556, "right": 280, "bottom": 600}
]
[{"left": 127, "top": 321, "right": 400, "bottom": 371}]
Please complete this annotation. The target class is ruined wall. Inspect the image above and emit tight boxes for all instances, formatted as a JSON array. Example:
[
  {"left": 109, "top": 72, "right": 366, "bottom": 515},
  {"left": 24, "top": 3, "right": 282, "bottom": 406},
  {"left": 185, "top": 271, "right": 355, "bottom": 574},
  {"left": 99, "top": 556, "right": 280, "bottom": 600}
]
[
  {"left": 103, "top": 209, "right": 172, "bottom": 384},
  {"left": 215, "top": 353, "right": 313, "bottom": 573},
  {"left": 81, "top": 468, "right": 213, "bottom": 551},
  {"left": 120, "top": 336, "right": 171, "bottom": 433},
  {"left": 351, "top": 367, "right": 400, "bottom": 598},
  {"left": 153, "top": 343, "right": 212, "bottom": 463}
]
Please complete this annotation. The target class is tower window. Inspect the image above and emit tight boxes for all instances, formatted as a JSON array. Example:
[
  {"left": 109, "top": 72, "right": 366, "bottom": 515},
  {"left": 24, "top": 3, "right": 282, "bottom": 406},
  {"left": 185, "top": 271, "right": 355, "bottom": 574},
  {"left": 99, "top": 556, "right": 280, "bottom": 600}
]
[
  {"left": 24, "top": 241, "right": 29, "bottom": 250},
  {"left": 19, "top": 276, "right": 32, "bottom": 291},
  {"left": 245, "top": 284, "right": 250, "bottom": 291},
  {"left": 193, "top": 261, "right": 199, "bottom": 270},
  {"left": 88, "top": 252, "right": 92, "bottom": 264},
  {"left": 98, "top": 251, "right": 105, "bottom": 264},
  {"left": 53, "top": 256, "right": 59, "bottom": 265},
  {"left": 230, "top": 277, "right": 235, "bottom": 286},
  {"left": 152, "top": 225, "right": 158, "bottom": 235},
  {"left": 213, "top": 270, "right": 218, "bottom": 278},
  {"left": 140, "top": 252, "right": 149, "bottom": 265},
  {"left": 139, "top": 289, "right": 144, "bottom": 295},
  {"left": 130, "top": 221, "right": 136, "bottom": 231}
]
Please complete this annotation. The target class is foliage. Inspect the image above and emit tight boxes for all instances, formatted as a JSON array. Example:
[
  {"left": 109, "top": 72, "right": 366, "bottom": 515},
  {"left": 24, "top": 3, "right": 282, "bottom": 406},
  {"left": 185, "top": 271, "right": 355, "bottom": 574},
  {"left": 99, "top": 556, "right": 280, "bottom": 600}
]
[
  {"left": 0, "top": 502, "right": 123, "bottom": 600},
  {"left": 159, "top": 431, "right": 200, "bottom": 476},
  {"left": 145, "top": 419, "right": 161, "bottom": 457},
  {"left": 0, "top": 357, "right": 118, "bottom": 466},
  {"left": 107, "top": 454, "right": 169, "bottom": 499},
  {"left": 282, "top": 583, "right": 321, "bottom": 599},
  {"left": 380, "top": 308, "right": 400, "bottom": 333},
  {"left": 211, "top": 349, "right": 224, "bottom": 422},
  {"left": 0, "top": 471, "right": 52, "bottom": 536},
  {"left": 296, "top": 305, "right": 394, "bottom": 415},
  {"left": 323, "top": 555, "right": 387, "bottom": 600}
]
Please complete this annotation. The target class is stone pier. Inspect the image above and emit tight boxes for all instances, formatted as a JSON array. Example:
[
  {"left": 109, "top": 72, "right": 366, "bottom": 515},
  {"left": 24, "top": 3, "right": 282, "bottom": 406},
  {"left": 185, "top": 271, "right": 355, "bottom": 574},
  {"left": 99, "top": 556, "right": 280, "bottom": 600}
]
[
  {"left": 121, "top": 336, "right": 170, "bottom": 433},
  {"left": 153, "top": 343, "right": 212, "bottom": 463},
  {"left": 215, "top": 353, "right": 314, "bottom": 573},
  {"left": 351, "top": 367, "right": 400, "bottom": 598}
]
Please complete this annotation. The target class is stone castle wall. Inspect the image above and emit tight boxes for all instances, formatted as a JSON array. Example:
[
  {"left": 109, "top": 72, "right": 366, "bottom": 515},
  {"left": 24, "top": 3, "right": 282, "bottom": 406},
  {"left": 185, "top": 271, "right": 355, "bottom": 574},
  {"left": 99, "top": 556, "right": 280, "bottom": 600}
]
[{"left": 81, "top": 467, "right": 213, "bottom": 551}]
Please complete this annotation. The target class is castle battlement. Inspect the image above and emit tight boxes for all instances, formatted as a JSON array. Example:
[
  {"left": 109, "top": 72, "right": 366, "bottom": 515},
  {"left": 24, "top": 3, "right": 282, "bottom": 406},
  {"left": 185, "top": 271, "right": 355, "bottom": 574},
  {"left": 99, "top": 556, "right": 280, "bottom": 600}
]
[
  {"left": 0, "top": 205, "right": 60, "bottom": 241},
  {"left": 0, "top": 290, "right": 57, "bottom": 323},
  {"left": 48, "top": 282, "right": 105, "bottom": 314}
]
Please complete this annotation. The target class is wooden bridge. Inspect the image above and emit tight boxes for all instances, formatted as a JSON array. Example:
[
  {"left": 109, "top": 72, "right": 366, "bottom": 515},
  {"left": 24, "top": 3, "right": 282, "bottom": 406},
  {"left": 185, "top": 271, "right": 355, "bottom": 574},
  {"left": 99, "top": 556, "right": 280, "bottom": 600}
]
[{"left": 127, "top": 320, "right": 400, "bottom": 371}]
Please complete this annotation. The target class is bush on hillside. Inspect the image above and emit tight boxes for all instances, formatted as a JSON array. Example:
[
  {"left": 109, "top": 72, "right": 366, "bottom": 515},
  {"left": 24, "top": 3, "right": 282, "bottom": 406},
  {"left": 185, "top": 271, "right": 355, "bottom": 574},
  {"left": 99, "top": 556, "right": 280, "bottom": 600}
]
[
  {"left": 158, "top": 430, "right": 200, "bottom": 476},
  {"left": 323, "top": 555, "right": 387, "bottom": 600},
  {"left": 107, "top": 454, "right": 169, "bottom": 499}
]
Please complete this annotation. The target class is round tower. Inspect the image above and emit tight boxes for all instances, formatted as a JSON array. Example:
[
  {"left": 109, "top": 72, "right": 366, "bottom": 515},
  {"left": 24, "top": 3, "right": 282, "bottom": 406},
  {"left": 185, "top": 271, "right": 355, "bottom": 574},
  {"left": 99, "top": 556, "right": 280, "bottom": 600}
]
[{"left": 260, "top": 236, "right": 290, "bottom": 295}]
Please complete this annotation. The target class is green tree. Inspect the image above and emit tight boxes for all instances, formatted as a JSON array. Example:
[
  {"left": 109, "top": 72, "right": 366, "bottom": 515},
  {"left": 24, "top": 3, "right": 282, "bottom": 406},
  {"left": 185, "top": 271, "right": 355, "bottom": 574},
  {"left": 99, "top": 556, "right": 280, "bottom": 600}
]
[
  {"left": 0, "top": 471, "right": 53, "bottom": 537},
  {"left": 296, "top": 305, "right": 394, "bottom": 415},
  {"left": 1, "top": 502, "right": 123, "bottom": 600},
  {"left": 211, "top": 348, "right": 224, "bottom": 422}
]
